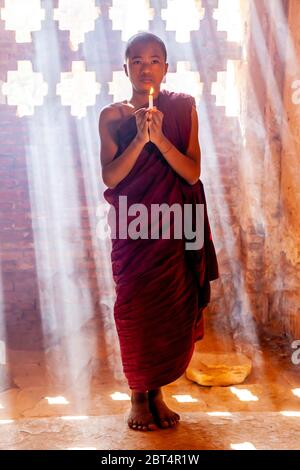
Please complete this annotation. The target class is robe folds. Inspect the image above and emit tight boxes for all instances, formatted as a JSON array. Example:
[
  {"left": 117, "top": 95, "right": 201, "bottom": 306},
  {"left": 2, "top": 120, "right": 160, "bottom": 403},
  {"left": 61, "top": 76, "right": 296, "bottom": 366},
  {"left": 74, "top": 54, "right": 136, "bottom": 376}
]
[{"left": 103, "top": 89, "right": 219, "bottom": 391}]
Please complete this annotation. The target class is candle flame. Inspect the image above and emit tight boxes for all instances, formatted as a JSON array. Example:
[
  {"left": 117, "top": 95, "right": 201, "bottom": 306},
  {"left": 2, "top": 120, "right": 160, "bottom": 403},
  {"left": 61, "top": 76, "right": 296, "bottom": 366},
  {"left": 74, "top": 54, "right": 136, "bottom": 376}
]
[{"left": 149, "top": 87, "right": 154, "bottom": 95}]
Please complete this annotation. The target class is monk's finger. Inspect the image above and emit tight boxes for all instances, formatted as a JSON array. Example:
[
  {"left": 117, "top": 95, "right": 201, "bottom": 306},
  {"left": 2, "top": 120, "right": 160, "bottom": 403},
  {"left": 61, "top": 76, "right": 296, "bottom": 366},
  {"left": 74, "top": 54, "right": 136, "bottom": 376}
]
[
  {"left": 139, "top": 110, "right": 150, "bottom": 119},
  {"left": 151, "top": 114, "right": 161, "bottom": 127},
  {"left": 150, "top": 108, "right": 162, "bottom": 117},
  {"left": 134, "top": 107, "right": 148, "bottom": 116},
  {"left": 152, "top": 108, "right": 162, "bottom": 118},
  {"left": 136, "top": 112, "right": 149, "bottom": 125},
  {"left": 150, "top": 111, "right": 158, "bottom": 122}
]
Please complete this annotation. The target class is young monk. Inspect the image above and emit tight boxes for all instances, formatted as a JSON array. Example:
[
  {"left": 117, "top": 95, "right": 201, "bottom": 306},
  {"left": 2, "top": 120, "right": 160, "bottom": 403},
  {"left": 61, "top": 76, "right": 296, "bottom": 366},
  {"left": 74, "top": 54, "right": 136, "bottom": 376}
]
[{"left": 99, "top": 32, "right": 219, "bottom": 431}]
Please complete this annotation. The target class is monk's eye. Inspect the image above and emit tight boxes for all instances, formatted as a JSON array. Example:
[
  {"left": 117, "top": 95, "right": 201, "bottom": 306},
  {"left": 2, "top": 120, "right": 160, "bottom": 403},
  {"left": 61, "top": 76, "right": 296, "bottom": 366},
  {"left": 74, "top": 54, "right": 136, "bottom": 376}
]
[
  {"left": 152, "top": 60, "right": 159, "bottom": 63},
  {"left": 132, "top": 60, "right": 141, "bottom": 64}
]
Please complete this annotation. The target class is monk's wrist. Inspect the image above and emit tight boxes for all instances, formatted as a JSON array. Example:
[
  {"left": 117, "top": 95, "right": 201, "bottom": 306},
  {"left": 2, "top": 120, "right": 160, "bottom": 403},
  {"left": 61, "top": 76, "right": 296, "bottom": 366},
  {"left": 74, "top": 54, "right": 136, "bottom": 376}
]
[
  {"left": 157, "top": 137, "right": 173, "bottom": 154},
  {"left": 134, "top": 135, "right": 148, "bottom": 147}
]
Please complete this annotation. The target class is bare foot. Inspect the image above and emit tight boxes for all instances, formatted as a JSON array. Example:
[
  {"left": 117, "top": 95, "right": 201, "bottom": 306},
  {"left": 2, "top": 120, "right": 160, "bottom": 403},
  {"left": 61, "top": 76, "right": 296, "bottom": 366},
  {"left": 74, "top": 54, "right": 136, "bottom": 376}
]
[
  {"left": 148, "top": 388, "right": 180, "bottom": 428},
  {"left": 127, "top": 391, "right": 158, "bottom": 431}
]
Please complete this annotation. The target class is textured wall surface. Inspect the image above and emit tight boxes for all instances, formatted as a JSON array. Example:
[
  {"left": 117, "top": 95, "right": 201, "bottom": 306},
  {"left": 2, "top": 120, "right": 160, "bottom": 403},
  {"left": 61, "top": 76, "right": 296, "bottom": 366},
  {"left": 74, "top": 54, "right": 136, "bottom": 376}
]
[
  {"left": 274, "top": 0, "right": 300, "bottom": 338},
  {"left": 237, "top": 0, "right": 300, "bottom": 340}
]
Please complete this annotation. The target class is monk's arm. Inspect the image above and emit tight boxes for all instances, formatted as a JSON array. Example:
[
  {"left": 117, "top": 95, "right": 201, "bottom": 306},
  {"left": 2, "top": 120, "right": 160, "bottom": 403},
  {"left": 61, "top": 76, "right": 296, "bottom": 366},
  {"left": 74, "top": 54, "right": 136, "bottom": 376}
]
[
  {"left": 99, "top": 108, "right": 146, "bottom": 189},
  {"left": 156, "top": 106, "right": 201, "bottom": 185},
  {"left": 102, "top": 136, "right": 145, "bottom": 189}
]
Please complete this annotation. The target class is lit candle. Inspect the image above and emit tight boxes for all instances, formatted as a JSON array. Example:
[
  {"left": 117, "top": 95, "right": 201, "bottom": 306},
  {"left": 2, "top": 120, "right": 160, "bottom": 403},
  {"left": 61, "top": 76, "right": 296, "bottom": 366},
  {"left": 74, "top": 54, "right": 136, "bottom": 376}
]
[{"left": 148, "top": 87, "right": 154, "bottom": 109}]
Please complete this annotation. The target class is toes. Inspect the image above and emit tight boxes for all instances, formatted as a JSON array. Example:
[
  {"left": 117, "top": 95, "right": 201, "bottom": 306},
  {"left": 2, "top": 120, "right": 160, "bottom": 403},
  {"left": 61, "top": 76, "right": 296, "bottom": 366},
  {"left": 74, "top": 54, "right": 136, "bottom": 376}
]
[
  {"left": 158, "top": 415, "right": 179, "bottom": 428},
  {"left": 148, "top": 422, "right": 158, "bottom": 431},
  {"left": 169, "top": 413, "right": 179, "bottom": 425},
  {"left": 161, "top": 419, "right": 169, "bottom": 428},
  {"left": 129, "top": 419, "right": 157, "bottom": 431}
]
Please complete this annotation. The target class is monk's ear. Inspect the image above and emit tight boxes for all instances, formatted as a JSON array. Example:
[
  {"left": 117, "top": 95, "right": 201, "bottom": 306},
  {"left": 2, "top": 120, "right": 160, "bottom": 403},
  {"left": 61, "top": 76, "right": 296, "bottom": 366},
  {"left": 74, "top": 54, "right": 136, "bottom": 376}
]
[
  {"left": 164, "top": 63, "right": 169, "bottom": 75},
  {"left": 123, "top": 63, "right": 128, "bottom": 76}
]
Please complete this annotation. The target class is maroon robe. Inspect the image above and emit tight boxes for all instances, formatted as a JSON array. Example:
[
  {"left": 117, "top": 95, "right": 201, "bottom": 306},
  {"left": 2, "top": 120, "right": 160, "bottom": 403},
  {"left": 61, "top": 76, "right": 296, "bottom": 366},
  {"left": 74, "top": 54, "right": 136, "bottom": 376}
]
[{"left": 103, "top": 89, "right": 219, "bottom": 391}]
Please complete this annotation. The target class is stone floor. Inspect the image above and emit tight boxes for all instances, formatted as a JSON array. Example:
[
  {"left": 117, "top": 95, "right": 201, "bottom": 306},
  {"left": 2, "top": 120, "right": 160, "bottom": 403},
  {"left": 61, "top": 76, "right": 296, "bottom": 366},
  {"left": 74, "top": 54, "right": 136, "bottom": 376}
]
[
  {"left": 0, "top": 314, "right": 299, "bottom": 450},
  {"left": 1, "top": 412, "right": 300, "bottom": 450}
]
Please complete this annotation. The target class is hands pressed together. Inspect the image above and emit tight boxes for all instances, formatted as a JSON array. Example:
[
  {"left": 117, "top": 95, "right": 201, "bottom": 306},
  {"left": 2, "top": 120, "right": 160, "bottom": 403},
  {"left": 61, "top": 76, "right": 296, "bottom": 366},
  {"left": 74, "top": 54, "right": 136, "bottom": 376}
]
[
  {"left": 132, "top": 103, "right": 198, "bottom": 186},
  {"left": 134, "top": 106, "right": 164, "bottom": 147}
]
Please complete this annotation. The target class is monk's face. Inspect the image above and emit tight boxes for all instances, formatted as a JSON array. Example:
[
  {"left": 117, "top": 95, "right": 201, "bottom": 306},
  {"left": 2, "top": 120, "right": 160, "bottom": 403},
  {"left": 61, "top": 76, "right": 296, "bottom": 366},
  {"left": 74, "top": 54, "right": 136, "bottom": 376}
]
[{"left": 124, "top": 41, "right": 168, "bottom": 94}]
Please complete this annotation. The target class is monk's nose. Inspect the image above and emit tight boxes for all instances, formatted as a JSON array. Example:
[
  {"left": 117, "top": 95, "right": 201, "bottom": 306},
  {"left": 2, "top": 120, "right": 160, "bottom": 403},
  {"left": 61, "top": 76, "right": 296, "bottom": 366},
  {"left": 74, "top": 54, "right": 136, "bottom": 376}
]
[{"left": 141, "top": 62, "right": 151, "bottom": 72}]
